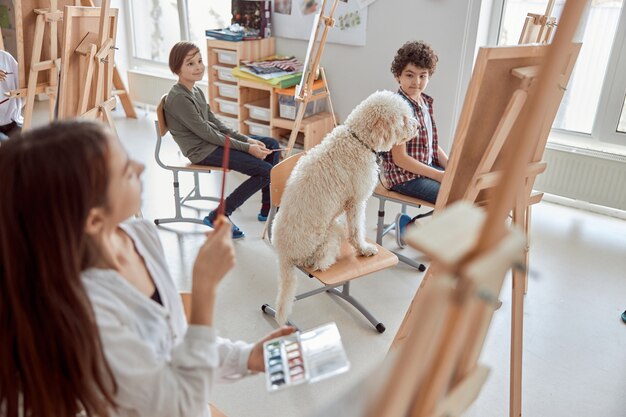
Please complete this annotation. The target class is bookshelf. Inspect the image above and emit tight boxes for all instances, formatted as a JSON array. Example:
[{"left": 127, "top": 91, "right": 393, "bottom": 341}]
[{"left": 207, "top": 37, "right": 335, "bottom": 150}]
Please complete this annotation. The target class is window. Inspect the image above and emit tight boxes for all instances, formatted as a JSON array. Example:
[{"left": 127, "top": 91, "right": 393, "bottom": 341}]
[
  {"left": 619, "top": 96, "right": 626, "bottom": 133},
  {"left": 129, "top": 0, "right": 182, "bottom": 63},
  {"left": 128, "top": 0, "right": 232, "bottom": 65},
  {"left": 188, "top": 0, "right": 231, "bottom": 62},
  {"left": 496, "top": 0, "right": 626, "bottom": 144}
]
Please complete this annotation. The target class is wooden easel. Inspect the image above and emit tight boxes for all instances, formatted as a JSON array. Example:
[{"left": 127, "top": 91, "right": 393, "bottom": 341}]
[
  {"left": 285, "top": 0, "right": 339, "bottom": 155},
  {"left": 9, "top": 0, "right": 78, "bottom": 129},
  {"left": 80, "top": 0, "right": 136, "bottom": 119},
  {"left": 365, "top": 2, "right": 586, "bottom": 416},
  {"left": 57, "top": 0, "right": 118, "bottom": 134},
  {"left": 519, "top": 0, "right": 558, "bottom": 44},
  {"left": 386, "top": 6, "right": 582, "bottom": 417}
]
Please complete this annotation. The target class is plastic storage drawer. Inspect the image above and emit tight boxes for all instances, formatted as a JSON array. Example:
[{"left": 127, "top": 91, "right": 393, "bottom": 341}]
[
  {"left": 215, "top": 81, "right": 238, "bottom": 99},
  {"left": 244, "top": 98, "right": 271, "bottom": 122},
  {"left": 244, "top": 119, "right": 271, "bottom": 137},
  {"left": 278, "top": 88, "right": 327, "bottom": 120},
  {"left": 214, "top": 97, "right": 239, "bottom": 116},
  {"left": 214, "top": 49, "right": 237, "bottom": 65},
  {"left": 213, "top": 65, "right": 237, "bottom": 82}
]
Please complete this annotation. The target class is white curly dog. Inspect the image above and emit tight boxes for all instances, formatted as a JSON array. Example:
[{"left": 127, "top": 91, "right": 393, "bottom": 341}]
[{"left": 271, "top": 90, "right": 419, "bottom": 325}]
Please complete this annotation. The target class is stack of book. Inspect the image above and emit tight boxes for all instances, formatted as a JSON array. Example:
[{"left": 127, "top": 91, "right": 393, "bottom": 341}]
[
  {"left": 205, "top": 28, "right": 244, "bottom": 42},
  {"left": 232, "top": 55, "right": 303, "bottom": 88}
]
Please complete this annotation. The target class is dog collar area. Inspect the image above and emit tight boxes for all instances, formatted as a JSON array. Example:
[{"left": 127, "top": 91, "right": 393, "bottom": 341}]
[{"left": 347, "top": 128, "right": 380, "bottom": 163}]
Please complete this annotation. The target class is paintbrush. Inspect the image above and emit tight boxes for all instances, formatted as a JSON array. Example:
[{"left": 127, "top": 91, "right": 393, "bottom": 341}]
[{"left": 215, "top": 135, "right": 231, "bottom": 224}]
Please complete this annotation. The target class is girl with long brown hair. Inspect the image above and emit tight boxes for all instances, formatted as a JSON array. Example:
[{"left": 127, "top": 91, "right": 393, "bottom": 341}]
[{"left": 0, "top": 120, "right": 292, "bottom": 417}]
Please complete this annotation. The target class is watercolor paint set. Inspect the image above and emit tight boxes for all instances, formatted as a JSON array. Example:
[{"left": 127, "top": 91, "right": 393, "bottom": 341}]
[{"left": 263, "top": 323, "right": 350, "bottom": 391}]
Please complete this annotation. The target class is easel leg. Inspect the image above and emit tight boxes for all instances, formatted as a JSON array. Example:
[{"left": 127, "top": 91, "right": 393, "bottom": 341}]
[
  {"left": 113, "top": 66, "right": 137, "bottom": 118},
  {"left": 101, "top": 99, "right": 118, "bottom": 137},
  {"left": 389, "top": 268, "right": 433, "bottom": 351},
  {"left": 510, "top": 201, "right": 525, "bottom": 417},
  {"left": 23, "top": 14, "right": 46, "bottom": 130},
  {"left": 285, "top": 96, "right": 308, "bottom": 156},
  {"left": 320, "top": 67, "right": 337, "bottom": 127},
  {"left": 79, "top": 46, "right": 97, "bottom": 114},
  {"left": 523, "top": 205, "right": 532, "bottom": 294},
  {"left": 49, "top": 1, "right": 59, "bottom": 121}
]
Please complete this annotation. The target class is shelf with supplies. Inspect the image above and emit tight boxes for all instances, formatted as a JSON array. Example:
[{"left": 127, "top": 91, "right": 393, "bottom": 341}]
[{"left": 207, "top": 37, "right": 335, "bottom": 150}]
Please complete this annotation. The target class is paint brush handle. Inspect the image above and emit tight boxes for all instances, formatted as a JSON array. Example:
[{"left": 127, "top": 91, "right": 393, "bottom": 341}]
[{"left": 217, "top": 136, "right": 230, "bottom": 218}]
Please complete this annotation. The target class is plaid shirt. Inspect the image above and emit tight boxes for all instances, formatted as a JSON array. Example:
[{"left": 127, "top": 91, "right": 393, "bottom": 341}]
[{"left": 381, "top": 89, "right": 440, "bottom": 188}]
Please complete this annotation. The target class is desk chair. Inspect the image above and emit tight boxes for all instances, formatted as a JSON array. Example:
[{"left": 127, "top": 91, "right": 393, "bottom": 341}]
[
  {"left": 154, "top": 94, "right": 227, "bottom": 226},
  {"left": 261, "top": 153, "right": 398, "bottom": 333},
  {"left": 373, "top": 184, "right": 434, "bottom": 271},
  {"left": 180, "top": 293, "right": 228, "bottom": 417}
]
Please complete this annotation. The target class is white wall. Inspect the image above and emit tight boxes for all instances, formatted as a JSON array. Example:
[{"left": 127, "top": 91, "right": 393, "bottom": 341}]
[
  {"left": 275, "top": 0, "right": 486, "bottom": 151},
  {"left": 115, "top": 0, "right": 487, "bottom": 151}
]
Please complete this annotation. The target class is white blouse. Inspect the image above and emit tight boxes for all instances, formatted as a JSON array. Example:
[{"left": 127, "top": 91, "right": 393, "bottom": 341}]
[{"left": 82, "top": 219, "right": 253, "bottom": 417}]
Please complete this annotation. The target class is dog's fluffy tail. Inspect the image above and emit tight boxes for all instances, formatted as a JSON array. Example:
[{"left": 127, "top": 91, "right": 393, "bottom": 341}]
[{"left": 275, "top": 256, "right": 298, "bottom": 325}]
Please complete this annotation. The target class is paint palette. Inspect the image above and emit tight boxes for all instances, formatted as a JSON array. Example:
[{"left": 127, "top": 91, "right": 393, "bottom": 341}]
[{"left": 263, "top": 322, "right": 350, "bottom": 392}]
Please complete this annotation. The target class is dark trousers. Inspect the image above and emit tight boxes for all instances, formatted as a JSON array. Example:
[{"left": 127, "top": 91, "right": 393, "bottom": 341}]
[
  {"left": 391, "top": 164, "right": 444, "bottom": 205},
  {"left": 198, "top": 135, "right": 280, "bottom": 216}
]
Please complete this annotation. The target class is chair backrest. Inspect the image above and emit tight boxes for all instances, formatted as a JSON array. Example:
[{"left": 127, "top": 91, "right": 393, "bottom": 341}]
[
  {"left": 156, "top": 94, "right": 169, "bottom": 137},
  {"left": 270, "top": 152, "right": 305, "bottom": 207}
]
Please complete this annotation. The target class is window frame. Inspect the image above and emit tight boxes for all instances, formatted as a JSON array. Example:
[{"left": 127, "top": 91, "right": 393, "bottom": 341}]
[
  {"left": 593, "top": 1, "right": 626, "bottom": 144},
  {"left": 488, "top": 0, "right": 626, "bottom": 147},
  {"left": 125, "top": 0, "right": 193, "bottom": 72}
]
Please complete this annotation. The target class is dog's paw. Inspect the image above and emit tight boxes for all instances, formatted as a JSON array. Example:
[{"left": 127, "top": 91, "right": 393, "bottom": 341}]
[
  {"left": 315, "top": 260, "right": 334, "bottom": 271},
  {"left": 358, "top": 243, "right": 378, "bottom": 257}
]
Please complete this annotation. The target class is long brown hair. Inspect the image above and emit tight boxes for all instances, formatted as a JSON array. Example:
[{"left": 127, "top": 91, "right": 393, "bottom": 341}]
[{"left": 0, "top": 120, "right": 117, "bottom": 417}]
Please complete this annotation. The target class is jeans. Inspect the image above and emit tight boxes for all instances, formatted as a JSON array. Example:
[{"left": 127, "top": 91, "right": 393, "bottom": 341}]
[
  {"left": 198, "top": 135, "right": 280, "bottom": 216},
  {"left": 391, "top": 164, "right": 444, "bottom": 205}
]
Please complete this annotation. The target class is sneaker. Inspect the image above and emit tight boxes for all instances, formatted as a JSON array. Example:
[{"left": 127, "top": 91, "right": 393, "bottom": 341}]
[
  {"left": 258, "top": 204, "right": 270, "bottom": 222},
  {"left": 621, "top": 310, "right": 626, "bottom": 324},
  {"left": 203, "top": 212, "right": 245, "bottom": 239},
  {"left": 395, "top": 213, "right": 412, "bottom": 248}
]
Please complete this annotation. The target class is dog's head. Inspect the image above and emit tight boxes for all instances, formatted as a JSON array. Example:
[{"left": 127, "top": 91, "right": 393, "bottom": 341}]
[{"left": 344, "top": 90, "right": 419, "bottom": 152}]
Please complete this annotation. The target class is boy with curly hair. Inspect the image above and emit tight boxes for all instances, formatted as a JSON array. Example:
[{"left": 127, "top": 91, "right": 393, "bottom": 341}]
[{"left": 380, "top": 40, "right": 449, "bottom": 247}]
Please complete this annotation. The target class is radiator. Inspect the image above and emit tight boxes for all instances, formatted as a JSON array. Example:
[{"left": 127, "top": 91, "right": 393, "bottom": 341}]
[
  {"left": 127, "top": 70, "right": 208, "bottom": 108},
  {"left": 535, "top": 143, "right": 626, "bottom": 211}
]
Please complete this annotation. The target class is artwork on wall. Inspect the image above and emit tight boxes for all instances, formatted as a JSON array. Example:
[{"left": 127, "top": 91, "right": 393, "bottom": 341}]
[
  {"left": 300, "top": 0, "right": 318, "bottom": 15},
  {"left": 272, "top": 0, "right": 368, "bottom": 46},
  {"left": 274, "top": 0, "right": 293, "bottom": 15}
]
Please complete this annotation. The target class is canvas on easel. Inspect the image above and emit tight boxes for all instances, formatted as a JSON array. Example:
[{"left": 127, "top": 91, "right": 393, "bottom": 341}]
[
  {"left": 80, "top": 0, "right": 136, "bottom": 119},
  {"left": 57, "top": 0, "right": 118, "bottom": 133},
  {"left": 285, "top": 0, "right": 338, "bottom": 155}
]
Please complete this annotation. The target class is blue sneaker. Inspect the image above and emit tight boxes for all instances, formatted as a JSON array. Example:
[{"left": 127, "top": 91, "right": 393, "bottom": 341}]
[
  {"left": 622, "top": 310, "right": 626, "bottom": 324},
  {"left": 203, "top": 212, "right": 245, "bottom": 239},
  {"left": 258, "top": 212, "right": 268, "bottom": 222},
  {"left": 395, "top": 213, "right": 412, "bottom": 248}
]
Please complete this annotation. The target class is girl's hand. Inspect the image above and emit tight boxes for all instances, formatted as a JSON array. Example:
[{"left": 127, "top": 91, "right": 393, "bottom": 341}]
[
  {"left": 247, "top": 327, "right": 297, "bottom": 372},
  {"left": 191, "top": 217, "right": 234, "bottom": 293},
  {"left": 189, "top": 217, "right": 235, "bottom": 325}
]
